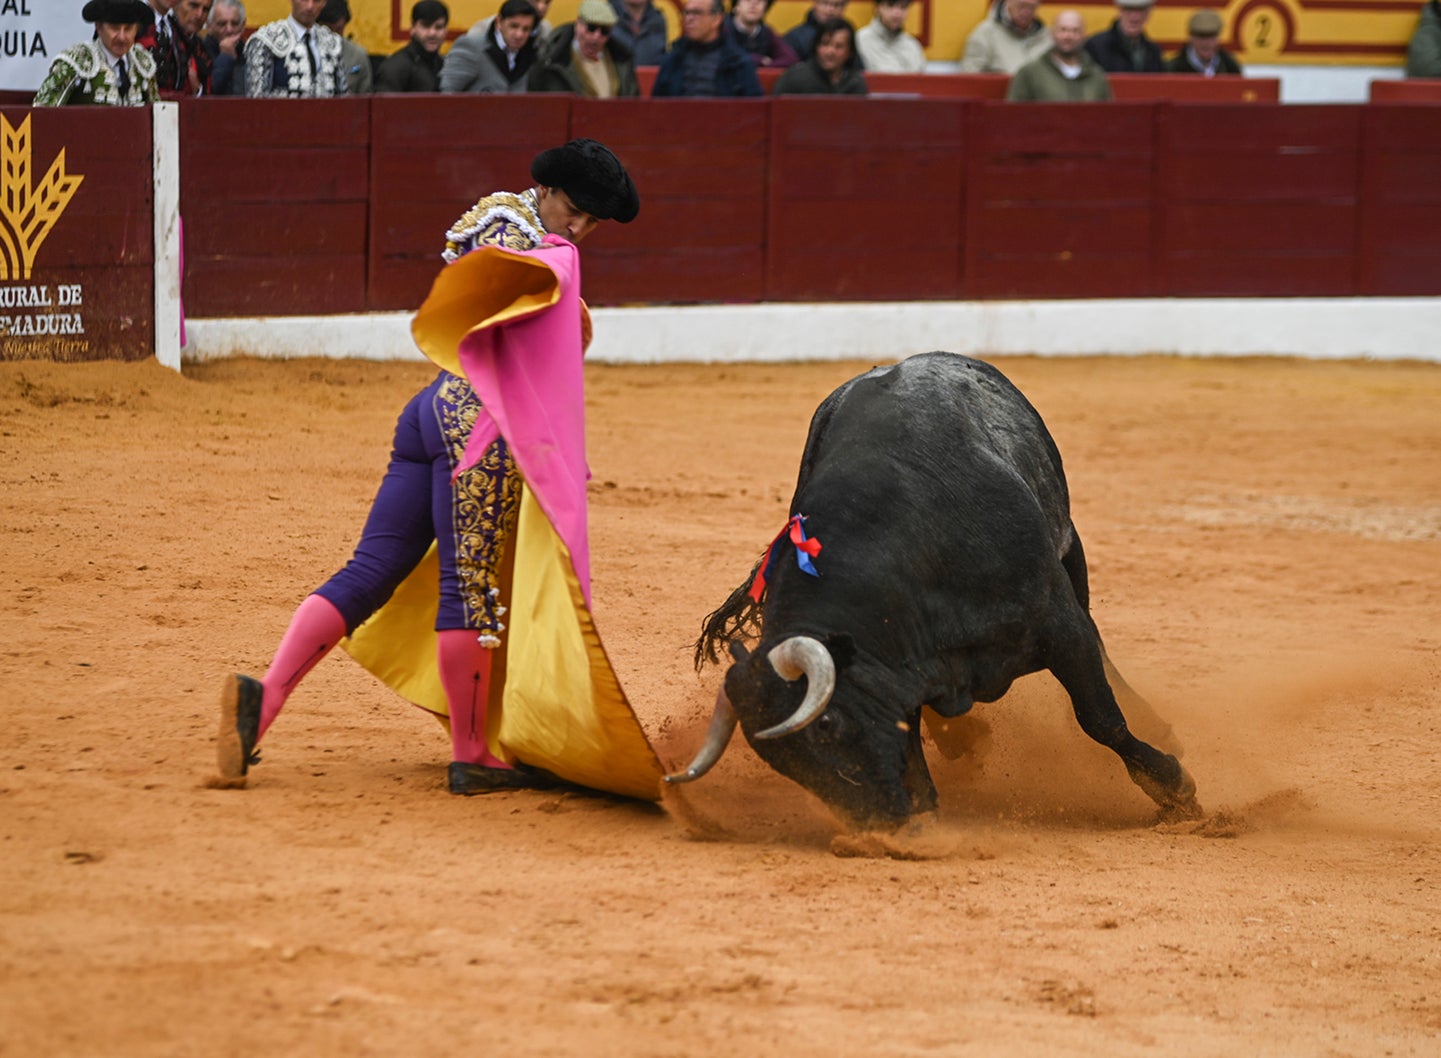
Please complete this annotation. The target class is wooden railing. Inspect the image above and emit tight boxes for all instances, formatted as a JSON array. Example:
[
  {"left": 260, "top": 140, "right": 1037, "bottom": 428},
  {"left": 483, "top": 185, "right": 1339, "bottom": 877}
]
[{"left": 4, "top": 95, "right": 1439, "bottom": 322}]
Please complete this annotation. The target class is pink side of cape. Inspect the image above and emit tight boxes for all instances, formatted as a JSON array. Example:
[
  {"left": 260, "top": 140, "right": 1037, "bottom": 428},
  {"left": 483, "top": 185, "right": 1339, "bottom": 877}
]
[{"left": 454, "top": 234, "right": 594, "bottom": 605}]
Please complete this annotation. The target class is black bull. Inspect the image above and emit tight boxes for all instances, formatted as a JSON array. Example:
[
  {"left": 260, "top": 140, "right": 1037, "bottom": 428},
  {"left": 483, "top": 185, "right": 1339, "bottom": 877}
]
[{"left": 668, "top": 352, "right": 1202, "bottom": 830}]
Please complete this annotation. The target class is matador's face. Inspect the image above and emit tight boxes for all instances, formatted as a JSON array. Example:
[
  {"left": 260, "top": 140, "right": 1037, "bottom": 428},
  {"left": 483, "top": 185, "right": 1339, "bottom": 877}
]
[{"left": 537, "top": 187, "right": 601, "bottom": 245}]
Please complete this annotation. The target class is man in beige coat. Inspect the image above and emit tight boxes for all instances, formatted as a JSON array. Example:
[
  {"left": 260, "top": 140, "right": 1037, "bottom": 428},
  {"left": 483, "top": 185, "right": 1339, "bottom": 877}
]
[{"left": 959, "top": 0, "right": 1050, "bottom": 73}]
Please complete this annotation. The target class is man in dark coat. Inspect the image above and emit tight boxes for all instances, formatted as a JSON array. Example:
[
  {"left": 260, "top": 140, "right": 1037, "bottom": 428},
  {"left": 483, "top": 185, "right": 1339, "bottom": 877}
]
[
  {"left": 653, "top": 0, "right": 762, "bottom": 95},
  {"left": 202, "top": 0, "right": 248, "bottom": 95},
  {"left": 376, "top": 0, "right": 450, "bottom": 91},
  {"left": 610, "top": 0, "right": 667, "bottom": 64},
  {"left": 772, "top": 16, "right": 865, "bottom": 93},
  {"left": 781, "top": 0, "right": 845, "bottom": 60},
  {"left": 529, "top": 0, "right": 641, "bottom": 96},
  {"left": 1165, "top": 9, "right": 1242, "bottom": 74},
  {"left": 137, "top": 0, "right": 185, "bottom": 93},
  {"left": 1084, "top": 0, "right": 1163, "bottom": 73}
]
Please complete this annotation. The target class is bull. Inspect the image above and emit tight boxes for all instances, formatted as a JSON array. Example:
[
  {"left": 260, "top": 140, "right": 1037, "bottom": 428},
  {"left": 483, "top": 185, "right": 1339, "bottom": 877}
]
[{"left": 667, "top": 352, "right": 1201, "bottom": 830}]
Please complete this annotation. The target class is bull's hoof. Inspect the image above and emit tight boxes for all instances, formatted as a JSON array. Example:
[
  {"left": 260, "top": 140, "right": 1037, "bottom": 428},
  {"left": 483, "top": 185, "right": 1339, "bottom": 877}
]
[
  {"left": 447, "top": 761, "right": 561, "bottom": 796},
  {"left": 1129, "top": 760, "right": 1202, "bottom": 821},
  {"left": 216, "top": 673, "right": 262, "bottom": 783}
]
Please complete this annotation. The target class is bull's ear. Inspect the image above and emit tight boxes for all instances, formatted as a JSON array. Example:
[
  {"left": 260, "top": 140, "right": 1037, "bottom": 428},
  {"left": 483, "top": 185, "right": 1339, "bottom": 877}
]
[{"left": 824, "top": 632, "right": 856, "bottom": 669}]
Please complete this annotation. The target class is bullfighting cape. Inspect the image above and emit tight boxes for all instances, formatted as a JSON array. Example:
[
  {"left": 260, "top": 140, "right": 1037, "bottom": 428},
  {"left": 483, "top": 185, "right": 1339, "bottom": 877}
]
[{"left": 342, "top": 236, "right": 663, "bottom": 801}]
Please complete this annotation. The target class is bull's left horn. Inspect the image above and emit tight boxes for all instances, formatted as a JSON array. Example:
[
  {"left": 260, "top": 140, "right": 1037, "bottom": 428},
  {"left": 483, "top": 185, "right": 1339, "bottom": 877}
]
[
  {"left": 755, "top": 636, "right": 836, "bottom": 740},
  {"left": 663, "top": 685, "right": 738, "bottom": 784}
]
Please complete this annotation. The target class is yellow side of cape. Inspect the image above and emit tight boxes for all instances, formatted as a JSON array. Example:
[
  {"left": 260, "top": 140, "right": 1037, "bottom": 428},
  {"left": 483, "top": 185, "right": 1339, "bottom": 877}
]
[{"left": 340, "top": 245, "right": 661, "bottom": 802}]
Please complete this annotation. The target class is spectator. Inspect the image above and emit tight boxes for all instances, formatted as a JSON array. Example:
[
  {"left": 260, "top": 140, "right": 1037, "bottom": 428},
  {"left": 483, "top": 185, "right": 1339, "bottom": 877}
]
[
  {"left": 856, "top": 0, "right": 925, "bottom": 73},
  {"left": 959, "top": 0, "right": 1049, "bottom": 74},
  {"left": 376, "top": 0, "right": 449, "bottom": 91},
  {"left": 529, "top": 0, "right": 641, "bottom": 96},
  {"left": 784, "top": 0, "right": 846, "bottom": 61},
  {"left": 245, "top": 0, "right": 348, "bottom": 96},
  {"left": 1406, "top": 0, "right": 1441, "bottom": 76},
  {"left": 727, "top": 0, "right": 798, "bottom": 70},
  {"left": 317, "top": 0, "right": 373, "bottom": 93},
  {"left": 1007, "top": 8, "right": 1111, "bottom": 100},
  {"left": 440, "top": 0, "right": 540, "bottom": 92},
  {"left": 202, "top": 0, "right": 247, "bottom": 95},
  {"left": 138, "top": 0, "right": 186, "bottom": 93},
  {"left": 653, "top": 0, "right": 763, "bottom": 95},
  {"left": 34, "top": 0, "right": 160, "bottom": 106},
  {"left": 1085, "top": 0, "right": 1163, "bottom": 73},
  {"left": 1166, "top": 9, "right": 1240, "bottom": 74},
  {"left": 448, "top": 0, "right": 551, "bottom": 69},
  {"left": 170, "top": 0, "right": 214, "bottom": 94},
  {"left": 610, "top": 0, "right": 667, "bottom": 65},
  {"left": 773, "top": 15, "right": 866, "bottom": 92}
]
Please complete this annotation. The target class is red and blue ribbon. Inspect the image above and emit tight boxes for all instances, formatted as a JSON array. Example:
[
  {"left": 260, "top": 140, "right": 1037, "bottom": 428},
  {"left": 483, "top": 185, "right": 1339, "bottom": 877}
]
[{"left": 748, "top": 514, "right": 822, "bottom": 602}]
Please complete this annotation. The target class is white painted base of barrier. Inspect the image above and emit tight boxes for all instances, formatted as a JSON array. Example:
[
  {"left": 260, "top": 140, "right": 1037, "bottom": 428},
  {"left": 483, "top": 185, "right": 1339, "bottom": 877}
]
[{"left": 183, "top": 297, "right": 1441, "bottom": 366}]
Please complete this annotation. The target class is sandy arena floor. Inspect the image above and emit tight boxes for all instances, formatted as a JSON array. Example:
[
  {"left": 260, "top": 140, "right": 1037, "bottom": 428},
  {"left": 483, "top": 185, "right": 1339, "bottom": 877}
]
[{"left": 1, "top": 352, "right": 1438, "bottom": 1057}]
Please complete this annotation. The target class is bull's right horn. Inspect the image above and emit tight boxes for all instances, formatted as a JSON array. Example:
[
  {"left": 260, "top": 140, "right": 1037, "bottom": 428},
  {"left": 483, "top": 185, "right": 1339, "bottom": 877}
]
[
  {"left": 755, "top": 636, "right": 835, "bottom": 740},
  {"left": 663, "top": 685, "right": 737, "bottom": 785}
]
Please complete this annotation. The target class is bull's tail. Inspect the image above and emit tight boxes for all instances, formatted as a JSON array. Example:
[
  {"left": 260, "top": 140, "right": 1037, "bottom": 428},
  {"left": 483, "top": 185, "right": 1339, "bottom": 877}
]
[{"left": 693, "top": 553, "right": 767, "bottom": 671}]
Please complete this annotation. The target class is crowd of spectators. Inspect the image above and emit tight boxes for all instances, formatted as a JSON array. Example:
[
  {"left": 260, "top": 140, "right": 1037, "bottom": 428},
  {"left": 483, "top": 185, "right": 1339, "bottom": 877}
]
[{"left": 43, "top": 0, "right": 1436, "bottom": 108}]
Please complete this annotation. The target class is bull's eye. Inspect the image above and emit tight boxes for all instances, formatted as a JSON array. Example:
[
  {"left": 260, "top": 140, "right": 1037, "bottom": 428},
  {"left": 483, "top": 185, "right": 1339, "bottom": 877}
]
[{"left": 815, "top": 713, "right": 836, "bottom": 734}]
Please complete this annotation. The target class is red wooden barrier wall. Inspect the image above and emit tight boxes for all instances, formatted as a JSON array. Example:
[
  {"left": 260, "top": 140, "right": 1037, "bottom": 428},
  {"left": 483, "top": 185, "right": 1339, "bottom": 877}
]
[
  {"left": 570, "top": 99, "right": 770, "bottom": 306},
  {"left": 1368, "top": 79, "right": 1441, "bottom": 102},
  {"left": 1358, "top": 105, "right": 1441, "bottom": 295},
  {"left": 965, "top": 102, "right": 1157, "bottom": 299},
  {"left": 367, "top": 95, "right": 570, "bottom": 311},
  {"left": 163, "top": 96, "right": 1441, "bottom": 316},
  {"left": 1157, "top": 105, "right": 1361, "bottom": 296},
  {"left": 1, "top": 107, "right": 153, "bottom": 362},
  {"left": 179, "top": 96, "right": 370, "bottom": 317},
  {"left": 767, "top": 98, "right": 966, "bottom": 301}
]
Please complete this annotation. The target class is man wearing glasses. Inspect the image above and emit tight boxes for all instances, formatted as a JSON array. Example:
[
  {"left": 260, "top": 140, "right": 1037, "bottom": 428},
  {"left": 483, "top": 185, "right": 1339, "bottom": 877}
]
[
  {"left": 652, "top": 0, "right": 762, "bottom": 95},
  {"left": 529, "top": 0, "right": 641, "bottom": 95}
]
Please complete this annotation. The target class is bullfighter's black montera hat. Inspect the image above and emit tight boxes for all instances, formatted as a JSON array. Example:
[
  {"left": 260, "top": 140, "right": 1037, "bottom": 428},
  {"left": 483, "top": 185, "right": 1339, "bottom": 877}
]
[
  {"left": 531, "top": 139, "right": 640, "bottom": 225},
  {"left": 82, "top": 0, "right": 155, "bottom": 25}
]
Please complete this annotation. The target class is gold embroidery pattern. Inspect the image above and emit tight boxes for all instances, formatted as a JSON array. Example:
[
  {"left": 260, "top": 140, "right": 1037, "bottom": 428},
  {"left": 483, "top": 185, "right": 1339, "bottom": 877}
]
[
  {"left": 435, "top": 374, "right": 522, "bottom": 635},
  {"left": 441, "top": 189, "right": 546, "bottom": 263}
]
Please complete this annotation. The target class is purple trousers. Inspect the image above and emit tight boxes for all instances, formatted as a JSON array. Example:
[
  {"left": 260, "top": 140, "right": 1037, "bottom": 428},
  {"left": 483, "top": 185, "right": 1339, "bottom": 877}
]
[{"left": 315, "top": 373, "right": 521, "bottom": 636}]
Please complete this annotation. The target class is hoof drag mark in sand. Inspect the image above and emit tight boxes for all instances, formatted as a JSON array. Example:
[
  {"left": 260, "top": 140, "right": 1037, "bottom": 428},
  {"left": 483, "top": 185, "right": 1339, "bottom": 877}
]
[{"left": 1156, "top": 786, "right": 1314, "bottom": 838}]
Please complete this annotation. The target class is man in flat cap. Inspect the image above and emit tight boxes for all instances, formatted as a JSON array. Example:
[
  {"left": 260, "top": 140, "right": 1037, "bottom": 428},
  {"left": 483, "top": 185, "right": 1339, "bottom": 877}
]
[
  {"left": 1084, "top": 0, "right": 1163, "bottom": 72},
  {"left": 528, "top": 0, "right": 640, "bottom": 96},
  {"left": 34, "top": 0, "right": 160, "bottom": 106},
  {"left": 1166, "top": 9, "right": 1242, "bottom": 74},
  {"left": 218, "top": 140, "right": 650, "bottom": 800}
]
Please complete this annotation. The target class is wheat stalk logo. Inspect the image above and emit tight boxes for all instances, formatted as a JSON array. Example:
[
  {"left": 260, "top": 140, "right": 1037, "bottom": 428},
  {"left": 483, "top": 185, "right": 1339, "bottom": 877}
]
[{"left": 1, "top": 115, "right": 85, "bottom": 282}]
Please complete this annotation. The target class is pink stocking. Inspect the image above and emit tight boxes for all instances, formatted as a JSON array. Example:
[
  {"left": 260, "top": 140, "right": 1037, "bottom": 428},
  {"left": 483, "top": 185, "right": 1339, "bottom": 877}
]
[
  {"left": 258, "top": 593, "right": 348, "bottom": 738},
  {"left": 437, "top": 629, "right": 510, "bottom": 769}
]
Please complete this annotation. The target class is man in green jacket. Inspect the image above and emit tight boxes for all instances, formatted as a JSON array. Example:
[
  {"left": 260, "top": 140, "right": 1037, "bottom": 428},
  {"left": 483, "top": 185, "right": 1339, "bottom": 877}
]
[
  {"left": 1006, "top": 9, "right": 1112, "bottom": 101},
  {"left": 528, "top": 0, "right": 641, "bottom": 96},
  {"left": 1407, "top": 0, "right": 1441, "bottom": 77}
]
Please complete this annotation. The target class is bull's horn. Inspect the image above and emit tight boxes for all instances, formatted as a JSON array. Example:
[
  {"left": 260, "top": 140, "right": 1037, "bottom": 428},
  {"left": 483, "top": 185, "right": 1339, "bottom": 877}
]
[
  {"left": 755, "top": 636, "right": 836, "bottom": 740},
  {"left": 663, "top": 685, "right": 737, "bottom": 784}
]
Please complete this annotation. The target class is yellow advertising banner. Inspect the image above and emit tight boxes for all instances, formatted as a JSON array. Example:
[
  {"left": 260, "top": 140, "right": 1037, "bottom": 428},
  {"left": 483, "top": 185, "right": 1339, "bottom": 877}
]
[{"left": 241, "top": 0, "right": 1421, "bottom": 67}]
